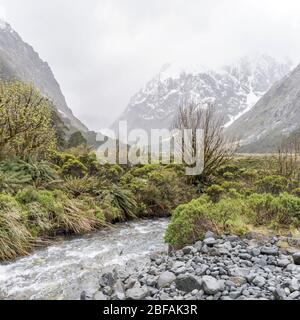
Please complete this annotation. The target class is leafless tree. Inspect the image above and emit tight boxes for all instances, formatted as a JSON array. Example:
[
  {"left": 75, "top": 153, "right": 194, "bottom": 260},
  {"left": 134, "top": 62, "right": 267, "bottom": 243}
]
[
  {"left": 172, "top": 101, "right": 236, "bottom": 183},
  {"left": 277, "top": 136, "right": 300, "bottom": 179}
]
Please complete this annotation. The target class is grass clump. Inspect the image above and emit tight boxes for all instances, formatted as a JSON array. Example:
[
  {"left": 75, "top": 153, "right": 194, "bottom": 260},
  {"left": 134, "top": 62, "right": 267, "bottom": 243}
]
[{"left": 0, "top": 194, "right": 32, "bottom": 261}]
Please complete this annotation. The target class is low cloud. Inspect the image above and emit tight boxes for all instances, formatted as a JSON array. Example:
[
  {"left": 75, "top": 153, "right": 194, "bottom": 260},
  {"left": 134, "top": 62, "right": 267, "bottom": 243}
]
[{"left": 0, "top": 0, "right": 300, "bottom": 130}]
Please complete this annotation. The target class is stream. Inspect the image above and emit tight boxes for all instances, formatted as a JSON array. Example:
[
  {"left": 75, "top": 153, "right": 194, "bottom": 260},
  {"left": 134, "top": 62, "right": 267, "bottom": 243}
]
[{"left": 0, "top": 219, "right": 169, "bottom": 300}]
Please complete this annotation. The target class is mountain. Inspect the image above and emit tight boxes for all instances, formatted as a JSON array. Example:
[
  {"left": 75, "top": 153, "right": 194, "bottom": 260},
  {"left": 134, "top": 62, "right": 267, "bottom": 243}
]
[
  {"left": 0, "top": 19, "right": 87, "bottom": 134},
  {"left": 226, "top": 63, "right": 300, "bottom": 153},
  {"left": 111, "top": 55, "right": 291, "bottom": 134}
]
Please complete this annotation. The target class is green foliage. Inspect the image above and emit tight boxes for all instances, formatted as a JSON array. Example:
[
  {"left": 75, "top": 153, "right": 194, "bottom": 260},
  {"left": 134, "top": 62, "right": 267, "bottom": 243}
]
[
  {"left": 0, "top": 160, "right": 59, "bottom": 193},
  {"left": 165, "top": 195, "right": 251, "bottom": 248},
  {"left": 256, "top": 175, "right": 289, "bottom": 195},
  {"left": 247, "top": 193, "right": 300, "bottom": 228},
  {"left": 67, "top": 131, "right": 87, "bottom": 149},
  {"left": 122, "top": 165, "right": 195, "bottom": 217},
  {"left": 63, "top": 176, "right": 99, "bottom": 197},
  {"left": 97, "top": 184, "right": 137, "bottom": 222},
  {"left": 16, "top": 187, "right": 103, "bottom": 236},
  {"left": 61, "top": 159, "right": 88, "bottom": 178},
  {"left": 0, "top": 80, "right": 56, "bottom": 160},
  {"left": 292, "top": 188, "right": 300, "bottom": 197},
  {"left": 206, "top": 185, "right": 224, "bottom": 202},
  {"left": 0, "top": 194, "right": 32, "bottom": 261}
]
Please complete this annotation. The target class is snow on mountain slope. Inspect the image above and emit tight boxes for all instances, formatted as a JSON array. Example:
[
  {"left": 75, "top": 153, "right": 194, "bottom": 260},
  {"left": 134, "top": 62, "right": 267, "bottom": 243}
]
[
  {"left": 111, "top": 55, "right": 292, "bottom": 133},
  {"left": 226, "top": 63, "right": 300, "bottom": 153}
]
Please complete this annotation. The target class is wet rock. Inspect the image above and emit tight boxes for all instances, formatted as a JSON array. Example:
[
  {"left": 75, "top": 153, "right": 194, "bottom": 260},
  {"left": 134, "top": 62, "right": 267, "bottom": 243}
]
[{"left": 175, "top": 275, "right": 202, "bottom": 293}]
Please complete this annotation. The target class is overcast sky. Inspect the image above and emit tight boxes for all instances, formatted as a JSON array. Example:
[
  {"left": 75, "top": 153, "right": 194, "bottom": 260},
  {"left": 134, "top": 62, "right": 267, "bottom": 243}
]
[{"left": 0, "top": 0, "right": 300, "bottom": 130}]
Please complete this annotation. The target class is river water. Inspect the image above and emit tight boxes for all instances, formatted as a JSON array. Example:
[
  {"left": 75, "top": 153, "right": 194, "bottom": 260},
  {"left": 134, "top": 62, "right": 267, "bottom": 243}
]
[{"left": 0, "top": 219, "right": 169, "bottom": 300}]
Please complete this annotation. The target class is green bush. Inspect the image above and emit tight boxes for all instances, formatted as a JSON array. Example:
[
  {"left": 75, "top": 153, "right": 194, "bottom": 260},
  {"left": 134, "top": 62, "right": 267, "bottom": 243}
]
[
  {"left": 206, "top": 185, "right": 224, "bottom": 202},
  {"left": 292, "top": 188, "right": 300, "bottom": 197},
  {"left": 63, "top": 176, "right": 99, "bottom": 197},
  {"left": 247, "top": 193, "right": 300, "bottom": 228},
  {"left": 122, "top": 166, "right": 195, "bottom": 217},
  {"left": 61, "top": 159, "right": 88, "bottom": 178},
  {"left": 97, "top": 184, "right": 137, "bottom": 222},
  {"left": 256, "top": 175, "right": 288, "bottom": 195},
  {"left": 165, "top": 196, "right": 250, "bottom": 248}
]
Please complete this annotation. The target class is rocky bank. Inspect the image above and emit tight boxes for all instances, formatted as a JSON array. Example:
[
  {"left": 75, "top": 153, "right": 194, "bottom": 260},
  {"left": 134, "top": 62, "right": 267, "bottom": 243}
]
[{"left": 85, "top": 232, "right": 300, "bottom": 301}]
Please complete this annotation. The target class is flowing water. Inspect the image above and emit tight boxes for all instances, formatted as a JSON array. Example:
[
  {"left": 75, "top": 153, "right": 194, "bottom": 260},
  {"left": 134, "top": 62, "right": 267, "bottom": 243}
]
[{"left": 0, "top": 219, "right": 169, "bottom": 300}]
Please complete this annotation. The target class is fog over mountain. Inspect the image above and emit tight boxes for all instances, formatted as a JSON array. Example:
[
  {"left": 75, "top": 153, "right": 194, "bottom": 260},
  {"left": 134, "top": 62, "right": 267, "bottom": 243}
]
[
  {"left": 0, "top": 0, "right": 300, "bottom": 130},
  {"left": 111, "top": 55, "right": 292, "bottom": 134}
]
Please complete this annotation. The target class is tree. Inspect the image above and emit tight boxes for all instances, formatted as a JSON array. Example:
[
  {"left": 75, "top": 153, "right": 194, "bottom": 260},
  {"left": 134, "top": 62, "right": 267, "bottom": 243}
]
[
  {"left": 173, "top": 102, "right": 235, "bottom": 185},
  {"left": 0, "top": 80, "right": 56, "bottom": 160},
  {"left": 67, "top": 131, "right": 87, "bottom": 149},
  {"left": 277, "top": 136, "right": 300, "bottom": 179},
  {"left": 50, "top": 107, "right": 68, "bottom": 150}
]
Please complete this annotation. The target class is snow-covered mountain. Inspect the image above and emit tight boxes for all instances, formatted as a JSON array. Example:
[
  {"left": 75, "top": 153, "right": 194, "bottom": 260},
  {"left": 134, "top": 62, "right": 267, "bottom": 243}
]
[
  {"left": 111, "top": 55, "right": 292, "bottom": 133},
  {"left": 0, "top": 19, "right": 87, "bottom": 133},
  {"left": 226, "top": 63, "right": 300, "bottom": 153}
]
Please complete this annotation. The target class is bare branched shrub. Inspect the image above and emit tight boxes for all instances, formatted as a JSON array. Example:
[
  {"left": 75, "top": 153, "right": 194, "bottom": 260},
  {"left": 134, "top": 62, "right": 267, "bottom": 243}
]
[
  {"left": 173, "top": 102, "right": 236, "bottom": 184},
  {"left": 277, "top": 136, "right": 300, "bottom": 179}
]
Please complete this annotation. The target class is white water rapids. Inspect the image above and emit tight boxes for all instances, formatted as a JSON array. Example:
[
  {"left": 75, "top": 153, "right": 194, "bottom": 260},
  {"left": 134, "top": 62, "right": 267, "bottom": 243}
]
[{"left": 0, "top": 219, "right": 169, "bottom": 300}]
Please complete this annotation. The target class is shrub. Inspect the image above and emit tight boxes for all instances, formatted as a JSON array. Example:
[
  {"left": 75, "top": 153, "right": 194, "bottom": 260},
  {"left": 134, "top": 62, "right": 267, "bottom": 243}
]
[
  {"left": 206, "top": 185, "right": 224, "bottom": 202},
  {"left": 67, "top": 131, "right": 87, "bottom": 149},
  {"left": 97, "top": 185, "right": 137, "bottom": 222},
  {"left": 61, "top": 159, "right": 88, "bottom": 178},
  {"left": 217, "top": 165, "right": 240, "bottom": 176},
  {"left": 165, "top": 196, "right": 216, "bottom": 248},
  {"left": 165, "top": 196, "right": 250, "bottom": 248},
  {"left": 292, "top": 188, "right": 300, "bottom": 197},
  {"left": 122, "top": 166, "right": 195, "bottom": 217},
  {"left": 247, "top": 193, "right": 300, "bottom": 228},
  {"left": 256, "top": 175, "right": 288, "bottom": 195},
  {"left": 0, "top": 194, "right": 32, "bottom": 261},
  {"left": 63, "top": 176, "right": 99, "bottom": 197}
]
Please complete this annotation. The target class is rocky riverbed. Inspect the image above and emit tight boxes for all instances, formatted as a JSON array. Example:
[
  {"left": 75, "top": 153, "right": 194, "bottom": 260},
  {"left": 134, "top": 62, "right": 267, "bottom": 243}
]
[{"left": 86, "top": 232, "right": 300, "bottom": 301}]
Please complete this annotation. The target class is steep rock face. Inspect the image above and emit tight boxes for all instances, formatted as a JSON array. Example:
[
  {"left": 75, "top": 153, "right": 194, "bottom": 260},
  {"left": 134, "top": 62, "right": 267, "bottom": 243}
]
[
  {"left": 111, "top": 55, "right": 291, "bottom": 134},
  {"left": 0, "top": 19, "right": 87, "bottom": 133},
  {"left": 226, "top": 64, "right": 300, "bottom": 152}
]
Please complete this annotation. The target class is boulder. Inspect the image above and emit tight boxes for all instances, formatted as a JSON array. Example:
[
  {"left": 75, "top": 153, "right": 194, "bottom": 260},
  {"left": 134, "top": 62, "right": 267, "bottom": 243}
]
[
  {"left": 252, "top": 276, "right": 266, "bottom": 288},
  {"left": 112, "top": 280, "right": 126, "bottom": 300},
  {"left": 293, "top": 252, "right": 300, "bottom": 265},
  {"left": 126, "top": 283, "right": 149, "bottom": 300},
  {"left": 202, "top": 276, "right": 225, "bottom": 295},
  {"left": 175, "top": 275, "right": 202, "bottom": 293},
  {"left": 261, "top": 246, "right": 279, "bottom": 256},
  {"left": 182, "top": 246, "right": 194, "bottom": 255},
  {"left": 204, "top": 238, "right": 217, "bottom": 247},
  {"left": 157, "top": 271, "right": 176, "bottom": 289}
]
